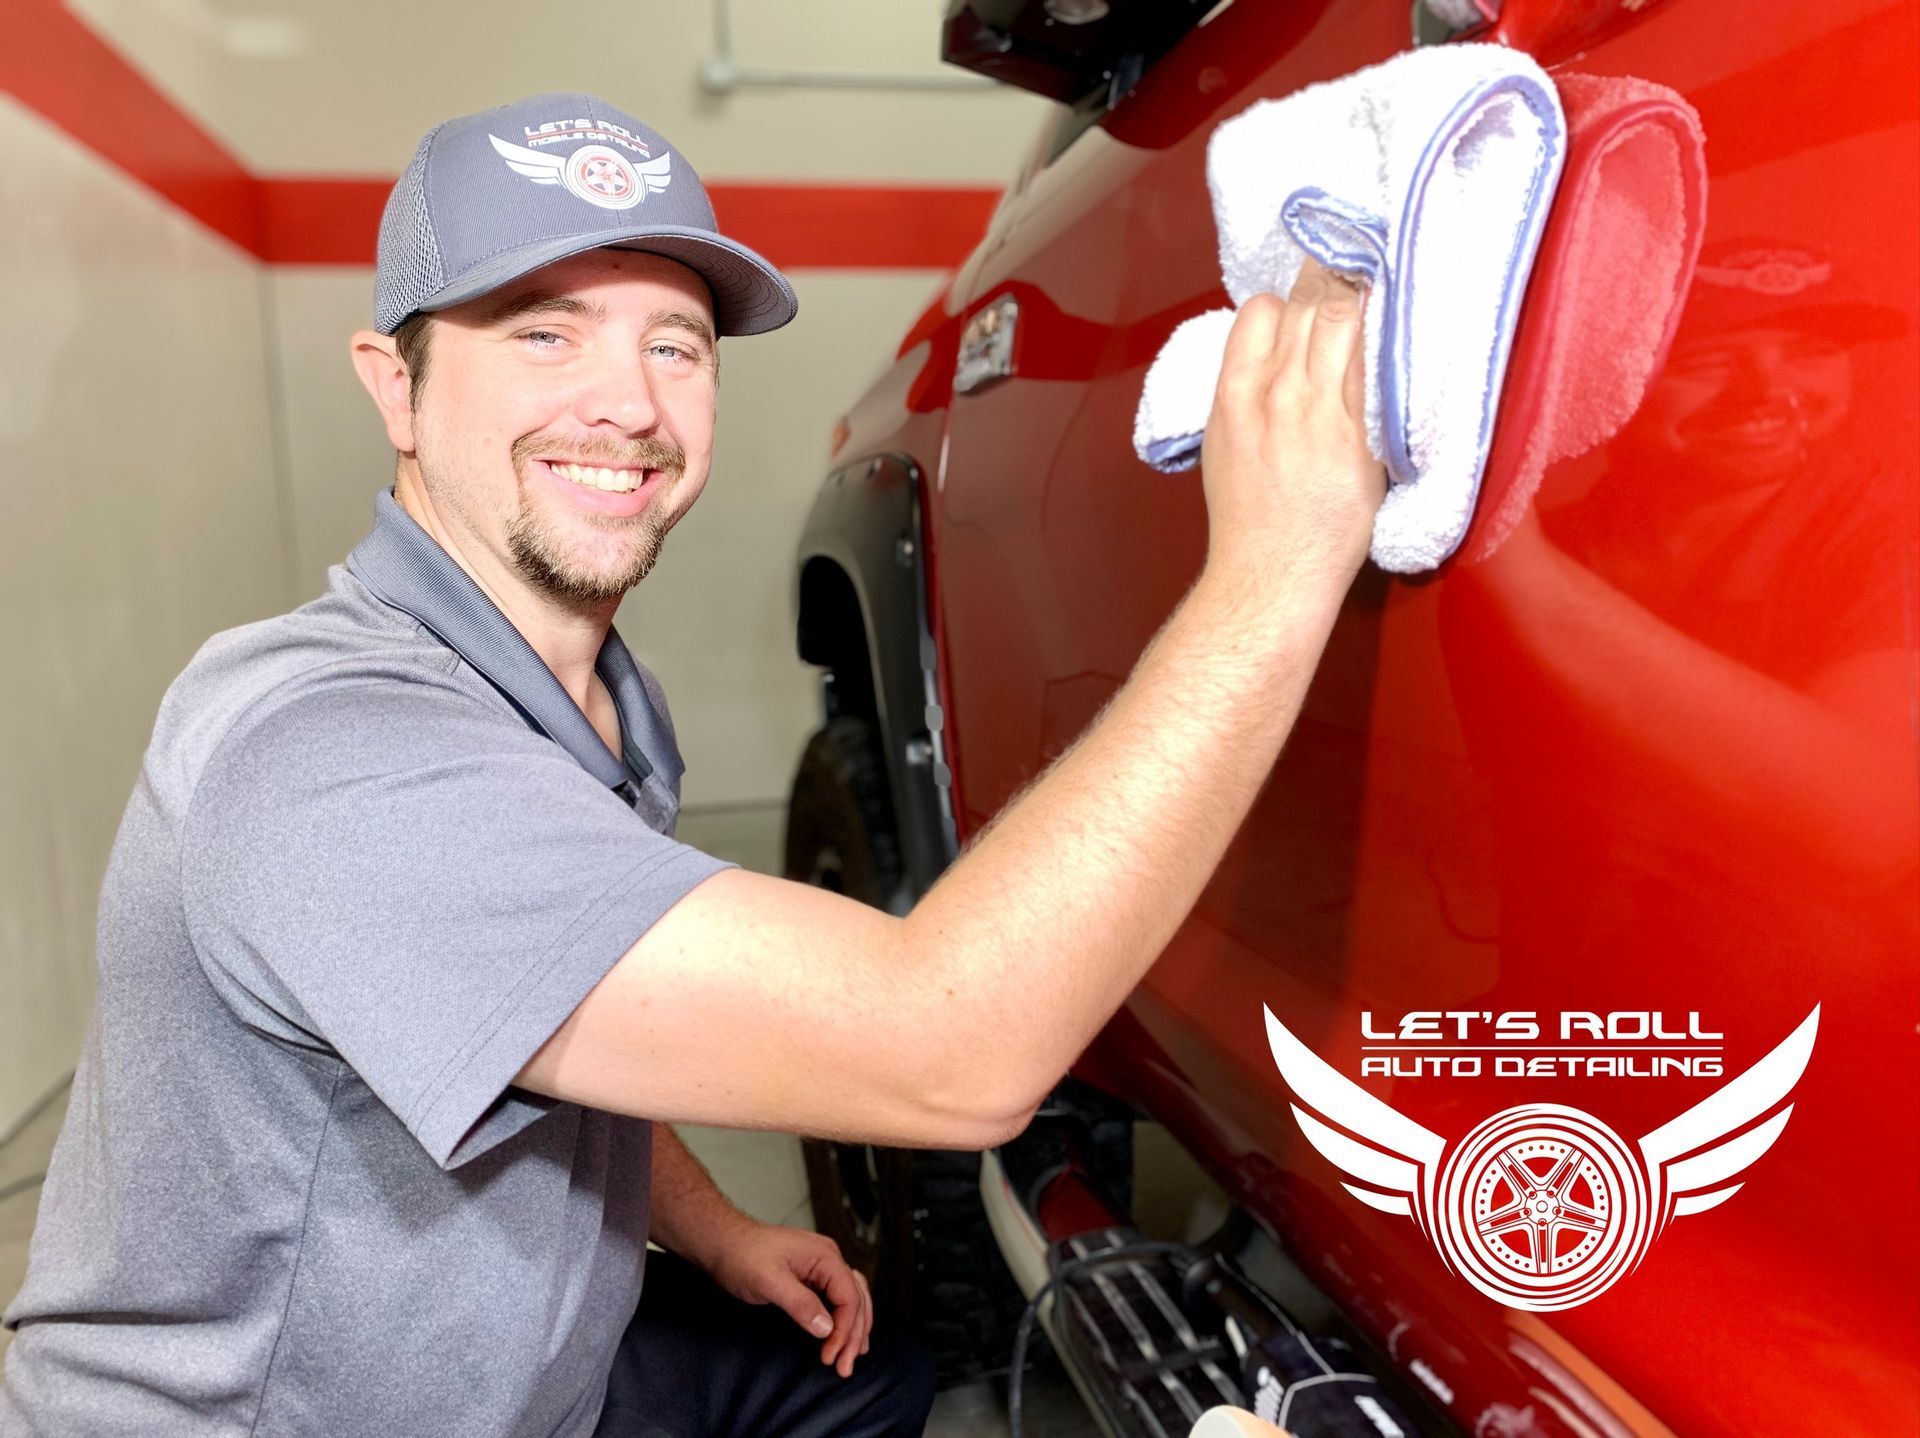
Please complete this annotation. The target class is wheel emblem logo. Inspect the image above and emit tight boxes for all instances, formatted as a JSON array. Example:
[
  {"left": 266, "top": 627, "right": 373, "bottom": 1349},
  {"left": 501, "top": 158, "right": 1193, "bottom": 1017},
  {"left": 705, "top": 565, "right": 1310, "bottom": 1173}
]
[
  {"left": 489, "top": 132, "right": 674, "bottom": 212},
  {"left": 563, "top": 145, "right": 641, "bottom": 210},
  {"left": 1437, "top": 1106, "right": 1645, "bottom": 1310},
  {"left": 1264, "top": 1006, "right": 1817, "bottom": 1310}
]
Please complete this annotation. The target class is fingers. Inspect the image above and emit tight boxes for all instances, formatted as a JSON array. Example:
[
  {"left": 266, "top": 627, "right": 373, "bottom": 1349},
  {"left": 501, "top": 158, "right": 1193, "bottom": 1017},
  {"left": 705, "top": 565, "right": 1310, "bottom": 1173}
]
[
  {"left": 1195, "top": 253, "right": 1383, "bottom": 583},
  {"left": 1280, "top": 257, "right": 1362, "bottom": 392},
  {"left": 1306, "top": 272, "right": 1365, "bottom": 402},
  {"left": 848, "top": 1271, "right": 872, "bottom": 1369},
  {"left": 1342, "top": 299, "right": 1368, "bottom": 424},
  {"left": 1273, "top": 257, "right": 1334, "bottom": 376},
  {"left": 1214, "top": 294, "right": 1285, "bottom": 416},
  {"left": 809, "top": 1252, "right": 868, "bottom": 1378},
  {"left": 1216, "top": 259, "right": 1363, "bottom": 417},
  {"left": 822, "top": 1269, "right": 872, "bottom": 1377},
  {"left": 762, "top": 1263, "right": 837, "bottom": 1345}
]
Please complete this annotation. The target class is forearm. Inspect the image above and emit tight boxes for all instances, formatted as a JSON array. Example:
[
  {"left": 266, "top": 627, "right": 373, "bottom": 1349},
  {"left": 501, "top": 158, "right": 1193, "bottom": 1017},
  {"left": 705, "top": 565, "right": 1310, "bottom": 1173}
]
[
  {"left": 1470, "top": 531, "right": 1913, "bottom": 881},
  {"left": 514, "top": 269, "right": 1379, "bottom": 1150},
  {"left": 902, "top": 563, "right": 1345, "bottom": 1118},
  {"left": 648, "top": 1125, "right": 753, "bottom": 1270}
]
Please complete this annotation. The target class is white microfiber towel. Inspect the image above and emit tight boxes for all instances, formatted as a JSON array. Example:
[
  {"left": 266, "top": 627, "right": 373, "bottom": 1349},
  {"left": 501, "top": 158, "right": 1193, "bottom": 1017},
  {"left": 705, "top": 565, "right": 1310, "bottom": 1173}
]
[{"left": 1132, "top": 44, "right": 1567, "bottom": 572}]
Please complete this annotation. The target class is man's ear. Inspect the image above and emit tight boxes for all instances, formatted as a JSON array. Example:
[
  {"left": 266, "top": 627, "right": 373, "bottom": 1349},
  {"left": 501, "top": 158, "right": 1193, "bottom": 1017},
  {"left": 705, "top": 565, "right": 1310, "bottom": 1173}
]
[{"left": 350, "top": 330, "right": 417, "bottom": 453}]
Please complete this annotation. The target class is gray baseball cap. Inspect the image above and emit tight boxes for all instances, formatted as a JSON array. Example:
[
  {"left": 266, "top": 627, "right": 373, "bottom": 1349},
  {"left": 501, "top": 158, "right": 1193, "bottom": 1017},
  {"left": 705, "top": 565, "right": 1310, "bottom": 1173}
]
[{"left": 374, "top": 92, "right": 798, "bottom": 337}]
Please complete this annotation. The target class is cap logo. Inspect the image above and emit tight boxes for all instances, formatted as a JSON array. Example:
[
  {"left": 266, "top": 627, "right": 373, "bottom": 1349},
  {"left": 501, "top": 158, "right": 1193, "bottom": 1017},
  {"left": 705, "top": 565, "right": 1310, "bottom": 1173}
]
[
  {"left": 1697, "top": 246, "right": 1832, "bottom": 297},
  {"left": 489, "top": 133, "right": 672, "bottom": 212}
]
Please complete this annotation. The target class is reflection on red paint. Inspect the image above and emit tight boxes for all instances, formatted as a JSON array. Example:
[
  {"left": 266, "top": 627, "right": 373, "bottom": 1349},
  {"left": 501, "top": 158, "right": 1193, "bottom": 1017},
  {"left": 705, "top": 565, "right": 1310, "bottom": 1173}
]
[
  {"left": 1466, "top": 73, "right": 1709, "bottom": 561},
  {"left": 916, "top": 0, "right": 1920, "bottom": 1426}
]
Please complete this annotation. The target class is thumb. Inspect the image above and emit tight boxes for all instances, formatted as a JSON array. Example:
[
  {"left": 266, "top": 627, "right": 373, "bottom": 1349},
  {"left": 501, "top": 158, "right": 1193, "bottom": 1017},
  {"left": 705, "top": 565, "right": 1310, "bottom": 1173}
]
[{"left": 760, "top": 1269, "right": 834, "bottom": 1340}]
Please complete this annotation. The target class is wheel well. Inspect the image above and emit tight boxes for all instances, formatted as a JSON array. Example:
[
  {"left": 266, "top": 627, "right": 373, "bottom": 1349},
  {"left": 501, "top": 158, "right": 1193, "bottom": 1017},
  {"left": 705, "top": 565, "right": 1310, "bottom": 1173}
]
[{"left": 796, "top": 556, "right": 879, "bottom": 724}]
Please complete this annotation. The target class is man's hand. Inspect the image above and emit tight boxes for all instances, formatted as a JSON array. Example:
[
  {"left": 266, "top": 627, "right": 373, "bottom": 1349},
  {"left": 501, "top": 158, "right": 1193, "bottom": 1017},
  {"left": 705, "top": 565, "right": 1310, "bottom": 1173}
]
[
  {"left": 1199, "top": 256, "right": 1383, "bottom": 594},
  {"left": 701, "top": 1221, "right": 874, "bottom": 1378}
]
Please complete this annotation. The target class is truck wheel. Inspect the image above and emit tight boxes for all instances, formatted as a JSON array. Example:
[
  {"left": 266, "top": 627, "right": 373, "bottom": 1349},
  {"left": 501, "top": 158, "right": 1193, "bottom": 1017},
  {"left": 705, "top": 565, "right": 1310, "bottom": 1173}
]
[
  {"left": 784, "top": 716, "right": 903, "bottom": 910},
  {"left": 784, "top": 716, "right": 1028, "bottom": 1384}
]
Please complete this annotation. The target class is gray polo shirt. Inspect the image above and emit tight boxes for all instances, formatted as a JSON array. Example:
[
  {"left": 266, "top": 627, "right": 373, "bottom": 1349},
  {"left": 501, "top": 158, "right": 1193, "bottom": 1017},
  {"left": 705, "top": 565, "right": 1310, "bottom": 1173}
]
[{"left": 0, "top": 488, "right": 736, "bottom": 1437}]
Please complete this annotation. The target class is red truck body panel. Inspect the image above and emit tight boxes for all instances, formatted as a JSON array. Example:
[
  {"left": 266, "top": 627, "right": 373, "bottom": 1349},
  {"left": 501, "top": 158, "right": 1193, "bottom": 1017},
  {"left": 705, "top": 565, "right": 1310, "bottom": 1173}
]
[{"left": 840, "top": 0, "right": 1919, "bottom": 1429}]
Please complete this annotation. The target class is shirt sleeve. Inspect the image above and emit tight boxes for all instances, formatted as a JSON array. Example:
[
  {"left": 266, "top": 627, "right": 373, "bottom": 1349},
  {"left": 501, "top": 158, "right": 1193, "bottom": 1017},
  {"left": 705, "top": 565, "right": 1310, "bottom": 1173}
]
[{"left": 180, "top": 668, "right": 736, "bottom": 1170}]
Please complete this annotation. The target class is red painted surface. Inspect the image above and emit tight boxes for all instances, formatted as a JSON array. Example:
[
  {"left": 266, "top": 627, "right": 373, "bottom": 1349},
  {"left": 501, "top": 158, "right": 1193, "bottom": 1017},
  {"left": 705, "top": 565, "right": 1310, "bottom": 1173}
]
[
  {"left": 1034, "top": 1167, "right": 1128, "bottom": 1241},
  {"left": 840, "top": 0, "right": 1920, "bottom": 1429},
  {"left": 2, "top": 0, "right": 998, "bottom": 271}
]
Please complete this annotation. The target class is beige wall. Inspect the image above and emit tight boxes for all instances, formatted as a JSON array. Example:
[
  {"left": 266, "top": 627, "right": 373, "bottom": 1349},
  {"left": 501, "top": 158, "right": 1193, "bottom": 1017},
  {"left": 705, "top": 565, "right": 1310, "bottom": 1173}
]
[
  {"left": 1, "top": 5, "right": 1049, "bottom": 1128},
  {"left": 0, "top": 96, "right": 291, "bottom": 1126},
  {"left": 63, "top": 0, "right": 1048, "bottom": 183}
]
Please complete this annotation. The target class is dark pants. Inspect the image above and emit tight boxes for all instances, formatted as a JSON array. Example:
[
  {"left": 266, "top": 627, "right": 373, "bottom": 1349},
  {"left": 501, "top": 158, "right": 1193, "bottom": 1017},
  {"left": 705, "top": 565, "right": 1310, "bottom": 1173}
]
[{"left": 594, "top": 1250, "right": 937, "bottom": 1438}]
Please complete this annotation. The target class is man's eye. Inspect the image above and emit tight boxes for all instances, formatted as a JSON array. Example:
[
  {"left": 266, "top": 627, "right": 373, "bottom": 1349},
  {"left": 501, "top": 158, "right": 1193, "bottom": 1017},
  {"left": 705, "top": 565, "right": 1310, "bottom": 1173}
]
[
  {"left": 522, "top": 330, "right": 566, "bottom": 349},
  {"left": 649, "top": 342, "right": 694, "bottom": 362}
]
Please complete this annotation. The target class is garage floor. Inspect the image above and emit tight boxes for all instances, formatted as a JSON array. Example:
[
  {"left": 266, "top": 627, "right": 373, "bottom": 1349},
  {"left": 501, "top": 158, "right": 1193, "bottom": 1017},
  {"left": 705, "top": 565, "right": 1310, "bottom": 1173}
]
[{"left": 0, "top": 803, "right": 1103, "bottom": 1436}]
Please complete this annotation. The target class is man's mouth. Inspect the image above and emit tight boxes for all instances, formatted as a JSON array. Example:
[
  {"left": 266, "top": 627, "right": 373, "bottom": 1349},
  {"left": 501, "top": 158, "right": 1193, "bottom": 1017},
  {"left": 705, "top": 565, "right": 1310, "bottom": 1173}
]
[
  {"left": 1678, "top": 402, "right": 1810, "bottom": 453},
  {"left": 541, "top": 459, "right": 657, "bottom": 494}
]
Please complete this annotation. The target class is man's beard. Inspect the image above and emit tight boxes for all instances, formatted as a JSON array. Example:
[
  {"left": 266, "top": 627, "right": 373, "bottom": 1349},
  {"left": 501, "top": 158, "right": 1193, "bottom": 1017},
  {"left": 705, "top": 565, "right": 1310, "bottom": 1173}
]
[{"left": 502, "top": 432, "right": 686, "bottom": 606}]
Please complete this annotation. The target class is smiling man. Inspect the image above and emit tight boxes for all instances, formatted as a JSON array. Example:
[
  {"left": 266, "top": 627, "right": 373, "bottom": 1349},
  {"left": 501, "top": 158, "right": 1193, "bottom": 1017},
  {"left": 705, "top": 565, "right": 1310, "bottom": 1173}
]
[
  {"left": 0, "top": 95, "right": 926, "bottom": 1438},
  {"left": 1, "top": 84, "right": 1388, "bottom": 1438}
]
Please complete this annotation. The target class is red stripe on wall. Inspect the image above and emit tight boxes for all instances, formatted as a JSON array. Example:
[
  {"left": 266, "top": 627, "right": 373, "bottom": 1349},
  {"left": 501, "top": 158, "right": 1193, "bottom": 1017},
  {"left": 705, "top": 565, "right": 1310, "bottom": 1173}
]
[
  {"left": 257, "top": 179, "right": 391, "bottom": 265},
  {"left": 3, "top": 0, "right": 259, "bottom": 255},
  {"left": 6, "top": 0, "right": 1000, "bottom": 271},
  {"left": 255, "top": 179, "right": 1001, "bottom": 269},
  {"left": 710, "top": 184, "right": 1002, "bottom": 271}
]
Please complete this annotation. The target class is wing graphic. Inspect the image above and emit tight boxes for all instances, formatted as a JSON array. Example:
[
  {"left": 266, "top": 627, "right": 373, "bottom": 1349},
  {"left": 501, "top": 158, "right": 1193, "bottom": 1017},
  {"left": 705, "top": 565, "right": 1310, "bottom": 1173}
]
[
  {"left": 489, "top": 134, "right": 564, "bottom": 184},
  {"left": 1264, "top": 1005, "right": 1445, "bottom": 1235},
  {"left": 636, "top": 153, "right": 673, "bottom": 194},
  {"left": 1638, "top": 1005, "right": 1819, "bottom": 1230}
]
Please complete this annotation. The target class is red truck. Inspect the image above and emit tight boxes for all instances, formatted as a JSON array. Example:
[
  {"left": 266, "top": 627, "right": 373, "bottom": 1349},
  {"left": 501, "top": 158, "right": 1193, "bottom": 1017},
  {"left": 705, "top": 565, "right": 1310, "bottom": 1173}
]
[{"left": 782, "top": 1, "right": 1920, "bottom": 1433}]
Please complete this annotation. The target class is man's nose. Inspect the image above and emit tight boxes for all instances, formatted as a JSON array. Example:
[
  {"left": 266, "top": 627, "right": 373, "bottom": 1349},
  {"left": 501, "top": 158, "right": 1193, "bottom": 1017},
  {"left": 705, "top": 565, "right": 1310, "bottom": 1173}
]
[
  {"left": 1726, "top": 338, "right": 1793, "bottom": 405},
  {"left": 575, "top": 350, "right": 663, "bottom": 434}
]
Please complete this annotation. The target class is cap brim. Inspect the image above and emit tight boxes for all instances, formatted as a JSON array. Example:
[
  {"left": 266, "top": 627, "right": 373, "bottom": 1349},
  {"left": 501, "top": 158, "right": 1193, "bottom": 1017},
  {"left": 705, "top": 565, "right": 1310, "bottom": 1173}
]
[{"left": 405, "top": 225, "right": 798, "bottom": 337}]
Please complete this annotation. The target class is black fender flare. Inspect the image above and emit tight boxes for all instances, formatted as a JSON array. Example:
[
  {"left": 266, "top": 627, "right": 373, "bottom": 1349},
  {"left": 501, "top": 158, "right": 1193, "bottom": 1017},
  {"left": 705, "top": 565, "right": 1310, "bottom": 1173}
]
[{"left": 792, "top": 452, "right": 957, "bottom": 904}]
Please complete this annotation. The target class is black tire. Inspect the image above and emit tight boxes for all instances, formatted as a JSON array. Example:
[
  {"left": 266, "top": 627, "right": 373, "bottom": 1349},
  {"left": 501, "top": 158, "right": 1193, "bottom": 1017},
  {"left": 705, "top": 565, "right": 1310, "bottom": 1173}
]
[
  {"left": 783, "top": 716, "right": 1029, "bottom": 1385},
  {"left": 783, "top": 716, "right": 904, "bottom": 911}
]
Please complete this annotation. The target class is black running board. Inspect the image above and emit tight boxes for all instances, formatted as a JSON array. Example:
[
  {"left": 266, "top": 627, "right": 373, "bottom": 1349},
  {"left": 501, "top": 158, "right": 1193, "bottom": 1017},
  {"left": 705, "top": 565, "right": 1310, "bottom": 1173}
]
[
  {"left": 1049, "top": 1224, "right": 1252, "bottom": 1438},
  {"left": 981, "top": 1142, "right": 1454, "bottom": 1438}
]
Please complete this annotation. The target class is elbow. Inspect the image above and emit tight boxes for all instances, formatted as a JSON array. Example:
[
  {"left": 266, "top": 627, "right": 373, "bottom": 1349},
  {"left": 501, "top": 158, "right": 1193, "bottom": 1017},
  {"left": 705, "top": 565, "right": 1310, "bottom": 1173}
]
[
  {"left": 967, "top": 1095, "right": 1044, "bottom": 1150},
  {"left": 911, "top": 1071, "right": 1045, "bottom": 1151},
  {"left": 886, "top": 926, "right": 1053, "bottom": 1148},
  {"left": 915, "top": 1098, "right": 1039, "bottom": 1152},
  {"left": 890, "top": 1051, "right": 1044, "bottom": 1149}
]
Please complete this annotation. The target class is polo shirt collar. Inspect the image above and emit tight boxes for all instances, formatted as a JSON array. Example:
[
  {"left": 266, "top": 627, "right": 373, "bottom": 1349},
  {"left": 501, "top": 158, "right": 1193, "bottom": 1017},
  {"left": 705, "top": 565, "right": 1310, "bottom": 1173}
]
[{"left": 345, "top": 487, "right": 684, "bottom": 800}]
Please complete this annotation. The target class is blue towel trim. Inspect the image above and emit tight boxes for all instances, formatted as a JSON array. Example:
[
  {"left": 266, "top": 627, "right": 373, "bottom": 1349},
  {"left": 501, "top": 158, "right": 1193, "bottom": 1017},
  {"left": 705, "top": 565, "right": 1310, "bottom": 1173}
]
[
  {"left": 1394, "top": 71, "right": 1564, "bottom": 557},
  {"left": 1279, "top": 188, "right": 1392, "bottom": 281},
  {"left": 1146, "top": 432, "right": 1205, "bottom": 471}
]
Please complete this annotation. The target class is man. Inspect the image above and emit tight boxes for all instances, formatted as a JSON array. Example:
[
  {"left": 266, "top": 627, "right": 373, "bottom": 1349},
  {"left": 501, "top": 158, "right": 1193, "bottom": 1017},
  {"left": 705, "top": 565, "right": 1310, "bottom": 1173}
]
[{"left": 0, "top": 92, "right": 1382, "bottom": 1437}]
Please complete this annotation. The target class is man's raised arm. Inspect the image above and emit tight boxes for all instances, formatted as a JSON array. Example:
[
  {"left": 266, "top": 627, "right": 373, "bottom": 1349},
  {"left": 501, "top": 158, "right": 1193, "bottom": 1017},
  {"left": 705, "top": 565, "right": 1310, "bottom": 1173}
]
[{"left": 516, "top": 260, "right": 1385, "bottom": 1146}]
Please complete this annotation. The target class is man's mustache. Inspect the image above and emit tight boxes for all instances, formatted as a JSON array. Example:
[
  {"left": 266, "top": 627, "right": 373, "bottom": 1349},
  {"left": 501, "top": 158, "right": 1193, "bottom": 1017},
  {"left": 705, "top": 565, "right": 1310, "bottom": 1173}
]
[{"left": 511, "top": 433, "right": 685, "bottom": 474}]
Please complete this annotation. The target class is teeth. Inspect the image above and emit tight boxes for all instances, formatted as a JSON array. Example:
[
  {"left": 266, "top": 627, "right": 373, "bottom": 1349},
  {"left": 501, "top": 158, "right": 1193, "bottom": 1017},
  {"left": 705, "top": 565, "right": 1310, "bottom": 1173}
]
[{"left": 551, "top": 461, "right": 645, "bottom": 493}]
